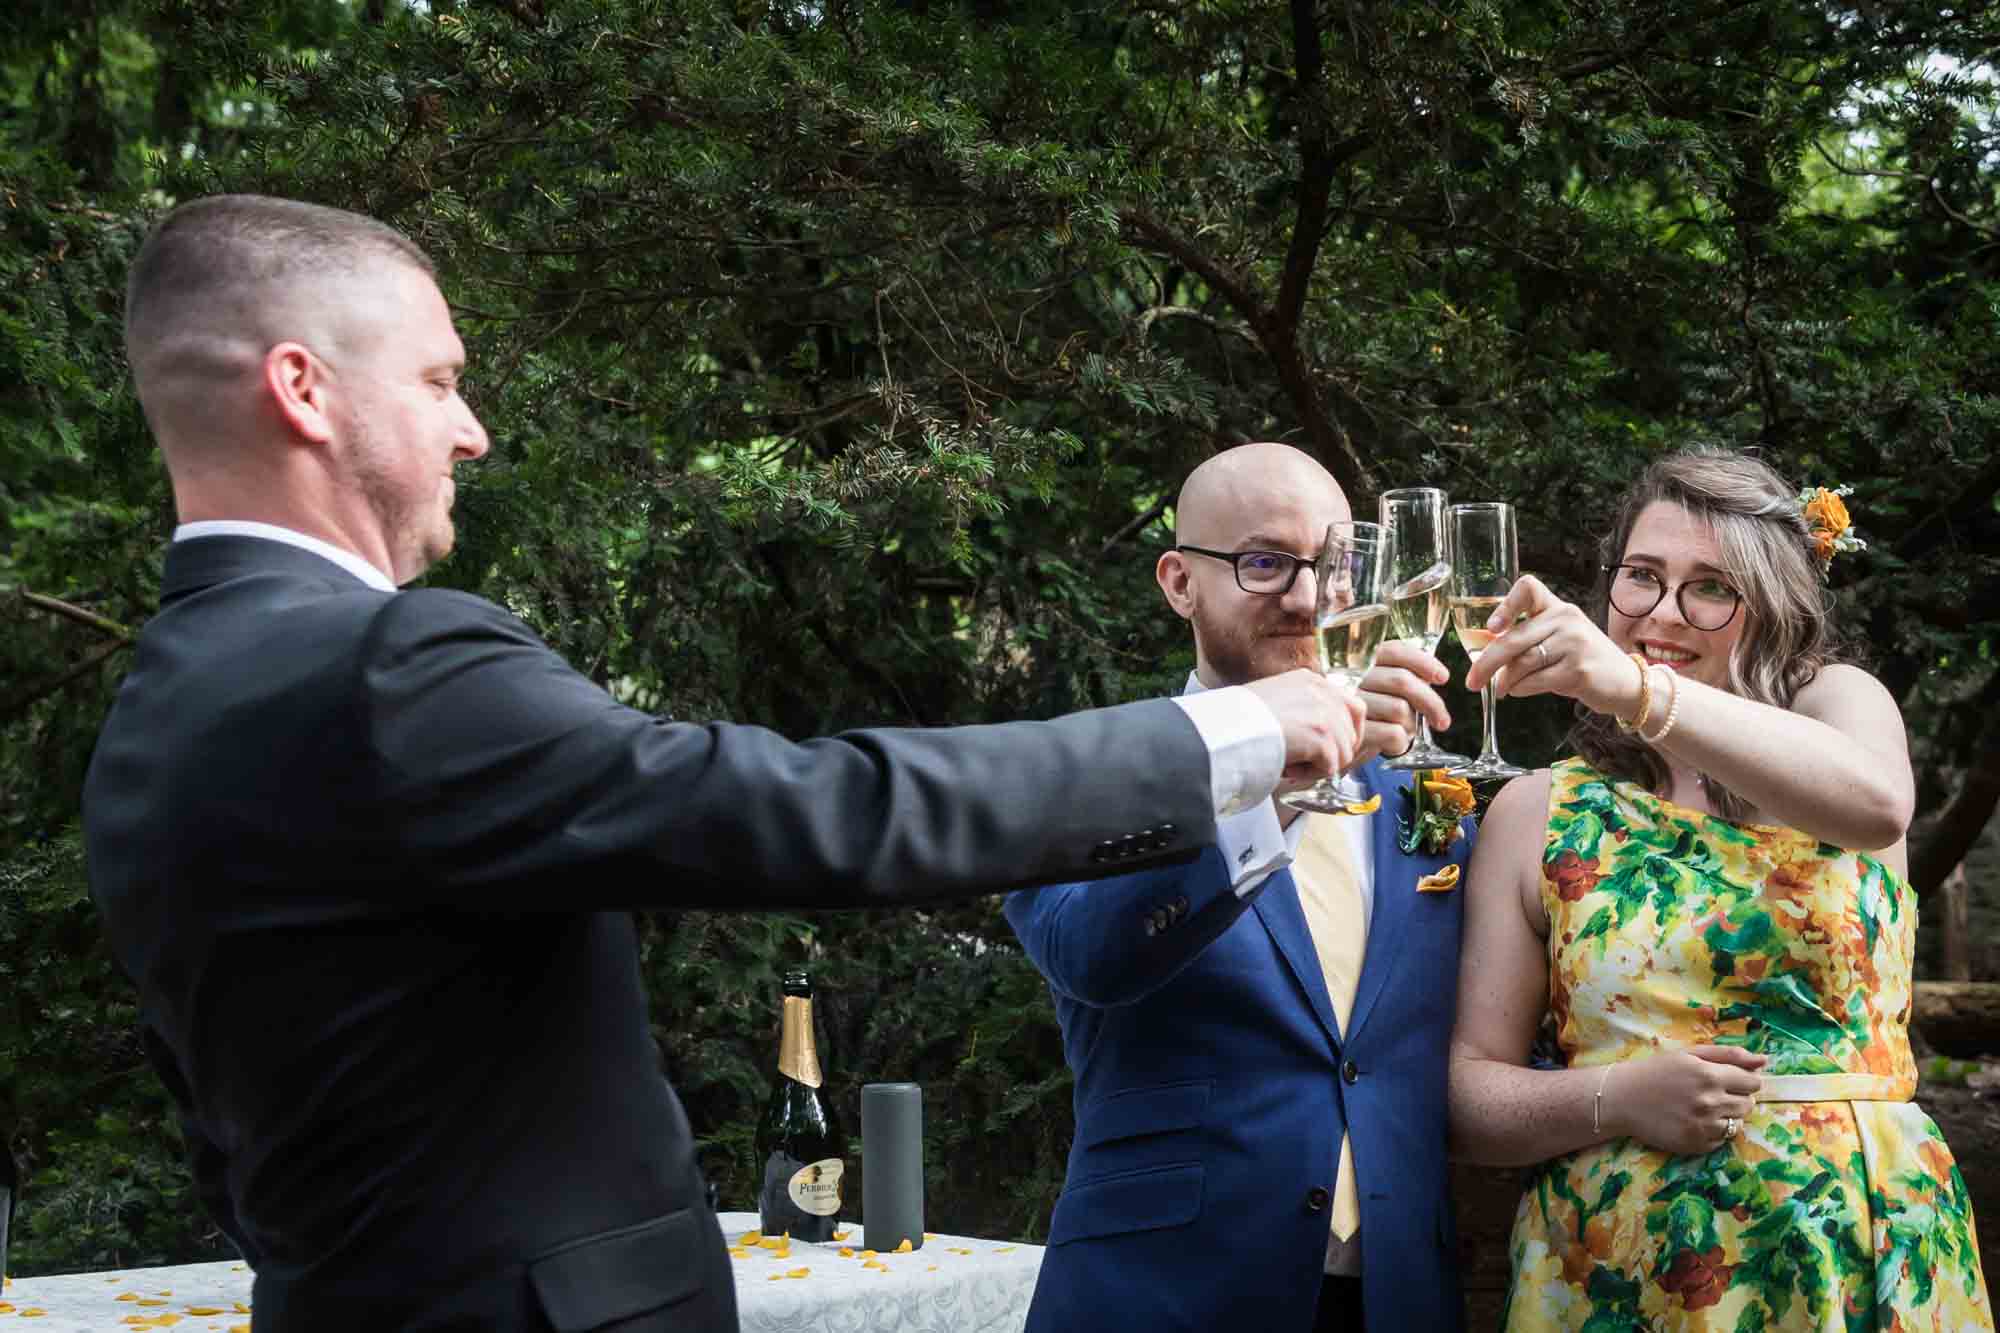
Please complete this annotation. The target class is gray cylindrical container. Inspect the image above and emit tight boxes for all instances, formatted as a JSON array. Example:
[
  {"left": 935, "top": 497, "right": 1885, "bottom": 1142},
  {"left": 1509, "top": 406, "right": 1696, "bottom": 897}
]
[{"left": 860, "top": 1082, "right": 924, "bottom": 1252}]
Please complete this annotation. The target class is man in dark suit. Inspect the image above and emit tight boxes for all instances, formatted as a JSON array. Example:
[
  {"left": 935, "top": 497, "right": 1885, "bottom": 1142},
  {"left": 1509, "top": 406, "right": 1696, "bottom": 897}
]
[
  {"left": 1006, "top": 443, "right": 1476, "bottom": 1332},
  {"left": 81, "top": 196, "right": 1366, "bottom": 1332}
]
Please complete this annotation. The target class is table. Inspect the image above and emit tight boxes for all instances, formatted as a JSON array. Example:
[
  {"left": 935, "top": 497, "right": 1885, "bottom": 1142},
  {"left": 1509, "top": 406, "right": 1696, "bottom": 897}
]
[{"left": 0, "top": 1212, "right": 1046, "bottom": 1332}]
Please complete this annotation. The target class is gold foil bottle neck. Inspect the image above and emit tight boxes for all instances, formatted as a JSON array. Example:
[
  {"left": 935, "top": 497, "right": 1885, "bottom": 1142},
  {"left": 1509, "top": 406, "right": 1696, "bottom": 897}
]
[{"left": 778, "top": 994, "right": 823, "bottom": 1088}]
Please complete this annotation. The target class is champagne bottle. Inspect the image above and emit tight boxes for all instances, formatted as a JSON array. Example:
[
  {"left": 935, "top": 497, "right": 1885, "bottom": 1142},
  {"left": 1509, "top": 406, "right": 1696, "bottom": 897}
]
[{"left": 755, "top": 969, "right": 845, "bottom": 1242}]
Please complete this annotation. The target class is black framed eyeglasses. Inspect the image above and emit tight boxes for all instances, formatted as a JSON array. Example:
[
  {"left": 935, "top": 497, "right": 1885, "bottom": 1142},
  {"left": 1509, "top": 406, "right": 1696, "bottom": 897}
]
[
  {"left": 1174, "top": 545, "right": 1315, "bottom": 596},
  {"left": 1605, "top": 563, "right": 1743, "bottom": 631}
]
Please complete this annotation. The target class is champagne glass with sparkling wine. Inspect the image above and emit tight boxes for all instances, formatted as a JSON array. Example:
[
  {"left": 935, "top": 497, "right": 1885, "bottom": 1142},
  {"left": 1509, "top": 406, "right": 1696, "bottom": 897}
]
[
  {"left": 1281, "top": 521, "right": 1392, "bottom": 815},
  {"left": 1447, "top": 502, "right": 1528, "bottom": 781},
  {"left": 1379, "top": 488, "right": 1469, "bottom": 771}
]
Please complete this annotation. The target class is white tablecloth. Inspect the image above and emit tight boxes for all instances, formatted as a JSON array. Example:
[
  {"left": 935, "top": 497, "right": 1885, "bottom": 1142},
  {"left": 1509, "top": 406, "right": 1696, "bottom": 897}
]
[{"left": 0, "top": 1212, "right": 1045, "bottom": 1332}]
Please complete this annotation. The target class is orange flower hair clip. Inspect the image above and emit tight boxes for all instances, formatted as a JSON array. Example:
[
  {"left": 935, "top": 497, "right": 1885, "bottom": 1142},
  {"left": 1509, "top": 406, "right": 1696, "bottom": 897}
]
[{"left": 1797, "top": 484, "right": 1865, "bottom": 571}]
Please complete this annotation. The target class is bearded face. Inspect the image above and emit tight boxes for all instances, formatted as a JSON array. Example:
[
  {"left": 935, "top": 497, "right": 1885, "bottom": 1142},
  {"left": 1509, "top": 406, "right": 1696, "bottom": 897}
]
[{"left": 1188, "top": 580, "right": 1322, "bottom": 685}]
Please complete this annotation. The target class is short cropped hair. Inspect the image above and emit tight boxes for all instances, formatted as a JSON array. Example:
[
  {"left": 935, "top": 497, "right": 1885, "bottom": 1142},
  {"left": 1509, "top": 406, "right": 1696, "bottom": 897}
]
[{"left": 124, "top": 194, "right": 435, "bottom": 397}]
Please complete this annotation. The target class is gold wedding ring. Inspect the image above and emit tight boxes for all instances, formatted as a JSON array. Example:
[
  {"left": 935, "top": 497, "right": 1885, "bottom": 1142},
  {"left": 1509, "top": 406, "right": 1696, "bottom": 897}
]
[{"left": 1721, "top": 1116, "right": 1740, "bottom": 1141}]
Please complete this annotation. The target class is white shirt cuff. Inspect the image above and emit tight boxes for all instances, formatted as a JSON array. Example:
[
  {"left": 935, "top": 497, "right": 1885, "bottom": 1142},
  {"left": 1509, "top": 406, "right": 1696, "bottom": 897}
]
[
  {"left": 1170, "top": 686, "right": 1285, "bottom": 817},
  {"left": 1214, "top": 799, "right": 1311, "bottom": 897}
]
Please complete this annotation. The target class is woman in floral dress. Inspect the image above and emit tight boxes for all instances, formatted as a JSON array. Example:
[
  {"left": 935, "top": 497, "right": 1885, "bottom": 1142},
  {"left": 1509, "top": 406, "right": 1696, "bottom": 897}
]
[{"left": 1449, "top": 450, "right": 1992, "bottom": 1331}]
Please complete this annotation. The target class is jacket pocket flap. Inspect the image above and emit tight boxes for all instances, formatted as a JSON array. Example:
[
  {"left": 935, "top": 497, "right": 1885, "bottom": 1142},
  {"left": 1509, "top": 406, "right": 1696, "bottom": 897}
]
[
  {"left": 528, "top": 1208, "right": 703, "bottom": 1331},
  {"left": 1049, "top": 1163, "right": 1204, "bottom": 1245},
  {"left": 1075, "top": 1079, "right": 1212, "bottom": 1151}
]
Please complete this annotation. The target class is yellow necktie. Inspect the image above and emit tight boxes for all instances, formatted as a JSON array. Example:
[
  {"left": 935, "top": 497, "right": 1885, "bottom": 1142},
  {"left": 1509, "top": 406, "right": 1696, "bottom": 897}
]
[{"left": 1290, "top": 814, "right": 1366, "bottom": 1242}]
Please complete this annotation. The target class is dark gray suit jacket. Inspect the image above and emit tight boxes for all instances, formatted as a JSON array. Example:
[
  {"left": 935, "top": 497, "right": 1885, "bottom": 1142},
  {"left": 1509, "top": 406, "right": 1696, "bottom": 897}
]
[{"left": 82, "top": 536, "right": 1215, "bottom": 1332}]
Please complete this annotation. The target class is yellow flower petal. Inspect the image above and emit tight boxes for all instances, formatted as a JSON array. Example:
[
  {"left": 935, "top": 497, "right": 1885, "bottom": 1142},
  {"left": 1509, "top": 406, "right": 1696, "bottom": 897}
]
[
  {"left": 894, "top": 1239, "right": 913, "bottom": 1253},
  {"left": 737, "top": 1230, "right": 762, "bottom": 1245},
  {"left": 185, "top": 1309, "right": 225, "bottom": 1316},
  {"left": 838, "top": 1247, "right": 855, "bottom": 1258},
  {"left": 1339, "top": 795, "right": 1381, "bottom": 815},
  {"left": 1417, "top": 864, "right": 1461, "bottom": 893},
  {"left": 786, "top": 1267, "right": 811, "bottom": 1278},
  {"left": 832, "top": 1229, "right": 849, "bottom": 1240},
  {"left": 728, "top": 1248, "right": 749, "bottom": 1259}
]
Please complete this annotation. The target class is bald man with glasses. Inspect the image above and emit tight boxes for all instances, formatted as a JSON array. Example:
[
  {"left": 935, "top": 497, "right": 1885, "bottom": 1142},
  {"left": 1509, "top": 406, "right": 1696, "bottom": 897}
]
[{"left": 1006, "top": 443, "right": 1478, "bottom": 1333}]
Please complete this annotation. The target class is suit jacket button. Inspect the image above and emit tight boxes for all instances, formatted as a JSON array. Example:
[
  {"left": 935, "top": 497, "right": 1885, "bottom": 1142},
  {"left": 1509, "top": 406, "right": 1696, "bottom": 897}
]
[
  {"left": 1142, "top": 917, "right": 1158, "bottom": 937},
  {"left": 1306, "top": 1186, "right": 1330, "bottom": 1212},
  {"left": 1342, "top": 1058, "right": 1360, "bottom": 1084},
  {"left": 1173, "top": 895, "right": 1190, "bottom": 915},
  {"left": 1160, "top": 823, "right": 1177, "bottom": 838},
  {"left": 1152, "top": 907, "right": 1171, "bottom": 932}
]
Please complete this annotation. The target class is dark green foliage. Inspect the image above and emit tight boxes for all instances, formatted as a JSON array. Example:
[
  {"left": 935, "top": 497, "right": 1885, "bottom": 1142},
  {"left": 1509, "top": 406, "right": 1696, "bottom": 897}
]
[{"left": 1, "top": 0, "right": 1998, "bottom": 1273}]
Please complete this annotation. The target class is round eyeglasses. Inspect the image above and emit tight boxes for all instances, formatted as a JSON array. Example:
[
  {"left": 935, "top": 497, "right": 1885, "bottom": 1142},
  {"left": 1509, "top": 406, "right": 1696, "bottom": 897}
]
[
  {"left": 1173, "top": 545, "right": 1315, "bottom": 596},
  {"left": 1605, "top": 564, "right": 1743, "bottom": 631}
]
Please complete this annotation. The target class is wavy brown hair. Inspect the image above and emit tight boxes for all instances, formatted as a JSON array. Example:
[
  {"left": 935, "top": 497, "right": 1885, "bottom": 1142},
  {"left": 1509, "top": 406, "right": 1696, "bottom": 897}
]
[{"left": 1569, "top": 449, "right": 1849, "bottom": 821}]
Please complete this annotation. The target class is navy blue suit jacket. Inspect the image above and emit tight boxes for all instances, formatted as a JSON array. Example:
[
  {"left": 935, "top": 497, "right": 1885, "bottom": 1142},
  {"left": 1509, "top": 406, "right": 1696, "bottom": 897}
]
[{"left": 1004, "top": 760, "right": 1472, "bottom": 1332}]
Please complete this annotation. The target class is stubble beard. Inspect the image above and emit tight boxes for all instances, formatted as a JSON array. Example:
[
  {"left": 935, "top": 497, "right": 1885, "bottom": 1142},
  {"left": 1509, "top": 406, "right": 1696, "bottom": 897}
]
[
  {"left": 1196, "top": 611, "right": 1319, "bottom": 686},
  {"left": 346, "top": 417, "right": 450, "bottom": 583}
]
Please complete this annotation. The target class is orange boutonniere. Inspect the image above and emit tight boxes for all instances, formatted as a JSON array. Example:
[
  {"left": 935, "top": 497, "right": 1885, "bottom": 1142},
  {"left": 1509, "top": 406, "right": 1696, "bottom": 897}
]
[{"left": 1399, "top": 769, "right": 1474, "bottom": 862}]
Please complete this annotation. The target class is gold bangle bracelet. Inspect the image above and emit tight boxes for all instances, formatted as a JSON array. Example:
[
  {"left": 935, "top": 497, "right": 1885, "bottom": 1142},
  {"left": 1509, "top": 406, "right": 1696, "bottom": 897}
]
[
  {"left": 1615, "top": 652, "right": 1652, "bottom": 733},
  {"left": 1594, "top": 1064, "right": 1615, "bottom": 1137},
  {"left": 1639, "top": 667, "right": 1681, "bottom": 745}
]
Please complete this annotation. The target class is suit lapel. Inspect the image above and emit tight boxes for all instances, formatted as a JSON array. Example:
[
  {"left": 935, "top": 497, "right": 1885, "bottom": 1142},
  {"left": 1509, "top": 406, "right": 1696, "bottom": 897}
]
[
  {"left": 1252, "top": 867, "right": 1343, "bottom": 1052},
  {"left": 1345, "top": 761, "right": 1417, "bottom": 1043}
]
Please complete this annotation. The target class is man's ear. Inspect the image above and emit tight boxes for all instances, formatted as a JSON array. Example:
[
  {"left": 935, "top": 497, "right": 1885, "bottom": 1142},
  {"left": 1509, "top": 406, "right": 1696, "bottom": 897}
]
[
  {"left": 1157, "top": 549, "right": 1197, "bottom": 621},
  {"left": 263, "top": 341, "right": 336, "bottom": 445}
]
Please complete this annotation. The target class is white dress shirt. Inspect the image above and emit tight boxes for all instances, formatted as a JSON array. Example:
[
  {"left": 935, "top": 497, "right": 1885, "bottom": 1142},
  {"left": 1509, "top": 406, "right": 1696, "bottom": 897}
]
[
  {"left": 174, "top": 521, "right": 399, "bottom": 593},
  {"left": 1183, "top": 673, "right": 1374, "bottom": 921}
]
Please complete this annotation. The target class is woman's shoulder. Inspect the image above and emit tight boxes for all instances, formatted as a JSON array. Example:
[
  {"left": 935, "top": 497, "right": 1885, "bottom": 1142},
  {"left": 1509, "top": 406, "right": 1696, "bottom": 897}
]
[{"left": 1478, "top": 767, "right": 1558, "bottom": 841}]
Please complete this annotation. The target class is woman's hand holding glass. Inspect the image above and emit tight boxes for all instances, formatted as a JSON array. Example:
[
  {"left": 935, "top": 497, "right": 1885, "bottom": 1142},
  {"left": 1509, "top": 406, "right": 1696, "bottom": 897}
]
[{"left": 1461, "top": 574, "right": 1648, "bottom": 721}]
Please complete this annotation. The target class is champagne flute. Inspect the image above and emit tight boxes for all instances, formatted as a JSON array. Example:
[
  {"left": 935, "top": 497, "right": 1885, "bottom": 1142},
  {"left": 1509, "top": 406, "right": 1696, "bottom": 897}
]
[
  {"left": 1448, "top": 502, "right": 1528, "bottom": 781},
  {"left": 1379, "top": 488, "right": 1470, "bottom": 771},
  {"left": 1281, "top": 521, "right": 1392, "bottom": 815}
]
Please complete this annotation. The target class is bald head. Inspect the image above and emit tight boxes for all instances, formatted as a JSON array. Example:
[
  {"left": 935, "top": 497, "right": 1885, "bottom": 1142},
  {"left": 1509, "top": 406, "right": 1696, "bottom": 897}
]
[
  {"left": 1160, "top": 443, "right": 1350, "bottom": 686},
  {"left": 124, "top": 195, "right": 436, "bottom": 444},
  {"left": 1174, "top": 442, "right": 1348, "bottom": 547}
]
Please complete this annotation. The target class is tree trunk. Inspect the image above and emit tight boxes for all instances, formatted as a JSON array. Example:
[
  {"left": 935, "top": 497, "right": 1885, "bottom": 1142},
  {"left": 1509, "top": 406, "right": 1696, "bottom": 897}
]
[
  {"left": 1912, "top": 981, "right": 2000, "bottom": 1058},
  {"left": 1912, "top": 688, "right": 2000, "bottom": 899},
  {"left": 1940, "top": 863, "right": 1973, "bottom": 983}
]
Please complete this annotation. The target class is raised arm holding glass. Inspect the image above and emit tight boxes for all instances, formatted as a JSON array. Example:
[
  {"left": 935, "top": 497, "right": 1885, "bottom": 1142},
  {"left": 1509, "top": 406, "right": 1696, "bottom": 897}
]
[
  {"left": 1447, "top": 449, "right": 1992, "bottom": 1330},
  {"left": 82, "top": 197, "right": 1371, "bottom": 1333}
]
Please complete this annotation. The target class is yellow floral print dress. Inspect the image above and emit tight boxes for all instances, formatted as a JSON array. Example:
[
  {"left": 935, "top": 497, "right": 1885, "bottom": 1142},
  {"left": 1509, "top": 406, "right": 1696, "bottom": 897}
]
[{"left": 1504, "top": 759, "right": 1993, "bottom": 1332}]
